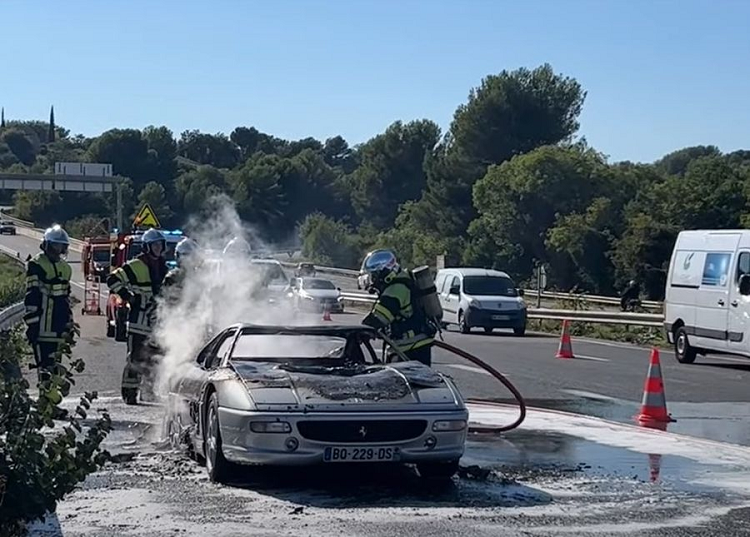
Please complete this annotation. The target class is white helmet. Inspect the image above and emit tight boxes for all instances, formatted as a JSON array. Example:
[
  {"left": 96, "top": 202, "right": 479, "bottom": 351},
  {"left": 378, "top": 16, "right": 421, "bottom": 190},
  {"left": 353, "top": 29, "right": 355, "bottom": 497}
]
[
  {"left": 222, "top": 236, "right": 252, "bottom": 257},
  {"left": 175, "top": 237, "right": 199, "bottom": 264},
  {"left": 43, "top": 224, "right": 70, "bottom": 245},
  {"left": 141, "top": 228, "right": 166, "bottom": 256}
]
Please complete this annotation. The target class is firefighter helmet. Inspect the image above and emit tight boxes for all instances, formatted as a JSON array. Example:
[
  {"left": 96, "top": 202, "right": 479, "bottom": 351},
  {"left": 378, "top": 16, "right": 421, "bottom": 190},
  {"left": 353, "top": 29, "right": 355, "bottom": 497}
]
[
  {"left": 43, "top": 225, "right": 70, "bottom": 245},
  {"left": 175, "top": 237, "right": 199, "bottom": 265},
  {"left": 361, "top": 249, "right": 400, "bottom": 289},
  {"left": 141, "top": 228, "right": 166, "bottom": 256}
]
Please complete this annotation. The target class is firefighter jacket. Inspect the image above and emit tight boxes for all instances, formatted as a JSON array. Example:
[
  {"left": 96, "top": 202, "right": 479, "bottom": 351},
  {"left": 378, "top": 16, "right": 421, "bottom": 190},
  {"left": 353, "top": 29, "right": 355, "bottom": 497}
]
[
  {"left": 24, "top": 253, "right": 72, "bottom": 343},
  {"left": 107, "top": 254, "right": 168, "bottom": 336},
  {"left": 362, "top": 271, "right": 434, "bottom": 353},
  {"left": 161, "top": 267, "right": 186, "bottom": 307}
]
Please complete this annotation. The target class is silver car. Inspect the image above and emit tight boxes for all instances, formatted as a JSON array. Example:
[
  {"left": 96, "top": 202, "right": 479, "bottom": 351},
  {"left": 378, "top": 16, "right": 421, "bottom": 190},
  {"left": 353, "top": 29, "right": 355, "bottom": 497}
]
[{"left": 166, "top": 324, "right": 468, "bottom": 483}]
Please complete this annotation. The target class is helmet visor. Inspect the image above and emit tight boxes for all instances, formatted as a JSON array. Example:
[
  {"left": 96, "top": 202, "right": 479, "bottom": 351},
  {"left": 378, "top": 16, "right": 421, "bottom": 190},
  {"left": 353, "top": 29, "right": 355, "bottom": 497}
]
[
  {"left": 48, "top": 242, "right": 69, "bottom": 257},
  {"left": 364, "top": 250, "right": 397, "bottom": 273}
]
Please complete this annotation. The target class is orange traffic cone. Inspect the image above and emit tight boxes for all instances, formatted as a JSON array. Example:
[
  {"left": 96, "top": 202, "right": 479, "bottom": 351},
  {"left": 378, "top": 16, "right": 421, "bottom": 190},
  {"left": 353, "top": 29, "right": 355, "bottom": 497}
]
[
  {"left": 556, "top": 320, "right": 575, "bottom": 359},
  {"left": 636, "top": 348, "right": 675, "bottom": 425},
  {"left": 322, "top": 304, "right": 332, "bottom": 322}
]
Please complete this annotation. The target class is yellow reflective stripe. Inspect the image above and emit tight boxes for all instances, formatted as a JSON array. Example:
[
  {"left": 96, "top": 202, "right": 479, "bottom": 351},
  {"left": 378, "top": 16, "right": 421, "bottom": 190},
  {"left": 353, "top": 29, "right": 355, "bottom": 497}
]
[
  {"left": 374, "top": 303, "right": 395, "bottom": 323},
  {"left": 394, "top": 336, "right": 433, "bottom": 352}
]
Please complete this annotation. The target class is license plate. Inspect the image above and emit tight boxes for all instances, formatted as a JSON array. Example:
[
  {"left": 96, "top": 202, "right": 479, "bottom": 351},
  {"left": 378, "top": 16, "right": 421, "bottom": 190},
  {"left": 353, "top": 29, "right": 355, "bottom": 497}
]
[
  {"left": 324, "top": 446, "right": 399, "bottom": 463},
  {"left": 492, "top": 315, "right": 510, "bottom": 320}
]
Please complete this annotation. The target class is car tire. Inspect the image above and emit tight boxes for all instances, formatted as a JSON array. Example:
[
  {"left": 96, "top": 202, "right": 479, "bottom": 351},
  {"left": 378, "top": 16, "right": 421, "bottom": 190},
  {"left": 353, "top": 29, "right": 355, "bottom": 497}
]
[
  {"left": 513, "top": 325, "right": 526, "bottom": 337},
  {"left": 204, "top": 392, "right": 235, "bottom": 484},
  {"left": 417, "top": 460, "right": 460, "bottom": 480},
  {"left": 483, "top": 327, "right": 494, "bottom": 334},
  {"left": 458, "top": 311, "right": 470, "bottom": 334},
  {"left": 106, "top": 323, "right": 115, "bottom": 338},
  {"left": 675, "top": 326, "right": 698, "bottom": 364}
]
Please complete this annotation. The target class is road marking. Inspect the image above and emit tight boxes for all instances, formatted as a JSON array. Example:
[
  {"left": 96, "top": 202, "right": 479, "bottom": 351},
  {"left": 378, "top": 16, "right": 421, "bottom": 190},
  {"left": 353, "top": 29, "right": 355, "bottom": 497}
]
[
  {"left": 563, "top": 389, "right": 632, "bottom": 404},
  {"left": 436, "top": 363, "right": 493, "bottom": 376},
  {"left": 574, "top": 354, "right": 610, "bottom": 363}
]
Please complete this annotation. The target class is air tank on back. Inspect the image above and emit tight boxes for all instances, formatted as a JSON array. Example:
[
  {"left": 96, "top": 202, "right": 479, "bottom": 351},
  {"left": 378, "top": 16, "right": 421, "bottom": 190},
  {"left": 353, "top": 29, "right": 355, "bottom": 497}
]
[{"left": 411, "top": 265, "right": 443, "bottom": 321}]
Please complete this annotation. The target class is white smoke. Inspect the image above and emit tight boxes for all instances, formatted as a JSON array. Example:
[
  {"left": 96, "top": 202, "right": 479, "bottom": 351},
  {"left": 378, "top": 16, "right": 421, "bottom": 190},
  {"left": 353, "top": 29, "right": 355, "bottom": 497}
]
[{"left": 153, "top": 196, "right": 305, "bottom": 395}]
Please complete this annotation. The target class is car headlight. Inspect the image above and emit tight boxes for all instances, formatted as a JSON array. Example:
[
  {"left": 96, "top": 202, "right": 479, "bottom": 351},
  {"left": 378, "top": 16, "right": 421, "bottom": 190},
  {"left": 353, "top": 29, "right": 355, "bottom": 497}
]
[
  {"left": 250, "top": 421, "right": 292, "bottom": 433},
  {"left": 432, "top": 420, "right": 466, "bottom": 432},
  {"left": 469, "top": 299, "right": 483, "bottom": 308}
]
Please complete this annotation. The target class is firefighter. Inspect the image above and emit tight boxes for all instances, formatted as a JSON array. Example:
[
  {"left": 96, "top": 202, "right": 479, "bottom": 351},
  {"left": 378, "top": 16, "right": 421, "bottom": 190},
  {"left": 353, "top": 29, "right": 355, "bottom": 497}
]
[
  {"left": 162, "top": 237, "right": 200, "bottom": 301},
  {"left": 107, "top": 228, "right": 169, "bottom": 404},
  {"left": 23, "top": 225, "right": 73, "bottom": 384},
  {"left": 620, "top": 279, "right": 641, "bottom": 312},
  {"left": 361, "top": 249, "right": 436, "bottom": 366}
]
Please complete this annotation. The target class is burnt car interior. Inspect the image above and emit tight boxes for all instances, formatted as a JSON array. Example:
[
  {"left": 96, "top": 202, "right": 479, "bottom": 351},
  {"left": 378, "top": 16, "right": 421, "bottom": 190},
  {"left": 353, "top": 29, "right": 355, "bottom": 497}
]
[{"left": 196, "top": 325, "right": 408, "bottom": 373}]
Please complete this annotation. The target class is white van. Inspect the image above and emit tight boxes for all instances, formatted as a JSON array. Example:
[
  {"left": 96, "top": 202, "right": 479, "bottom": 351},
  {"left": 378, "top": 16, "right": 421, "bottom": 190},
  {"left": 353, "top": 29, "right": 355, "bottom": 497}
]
[
  {"left": 435, "top": 268, "right": 527, "bottom": 335},
  {"left": 665, "top": 230, "right": 750, "bottom": 363}
]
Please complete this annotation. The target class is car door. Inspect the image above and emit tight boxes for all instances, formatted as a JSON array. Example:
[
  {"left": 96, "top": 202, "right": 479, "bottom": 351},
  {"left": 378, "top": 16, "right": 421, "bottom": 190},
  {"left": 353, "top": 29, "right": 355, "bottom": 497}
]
[
  {"left": 728, "top": 251, "right": 750, "bottom": 356},
  {"left": 442, "top": 275, "right": 461, "bottom": 325}
]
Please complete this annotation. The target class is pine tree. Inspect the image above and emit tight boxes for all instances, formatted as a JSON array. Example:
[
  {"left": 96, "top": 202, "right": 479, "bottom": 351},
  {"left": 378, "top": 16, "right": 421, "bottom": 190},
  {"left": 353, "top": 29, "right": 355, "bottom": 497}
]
[
  {"left": 48, "top": 105, "right": 55, "bottom": 142},
  {"left": 1, "top": 107, "right": 5, "bottom": 128}
]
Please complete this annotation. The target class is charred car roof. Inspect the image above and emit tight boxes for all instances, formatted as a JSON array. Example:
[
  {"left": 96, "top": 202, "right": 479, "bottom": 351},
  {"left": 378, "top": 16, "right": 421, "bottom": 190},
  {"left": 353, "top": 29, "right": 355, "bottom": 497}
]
[{"left": 229, "top": 323, "right": 379, "bottom": 339}]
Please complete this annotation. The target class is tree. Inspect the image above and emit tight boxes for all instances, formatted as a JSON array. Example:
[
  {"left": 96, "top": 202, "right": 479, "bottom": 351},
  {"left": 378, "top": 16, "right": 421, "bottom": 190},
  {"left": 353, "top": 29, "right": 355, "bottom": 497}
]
[
  {"left": 465, "top": 145, "right": 612, "bottom": 288},
  {"left": 299, "top": 213, "right": 360, "bottom": 268},
  {"left": 349, "top": 120, "right": 440, "bottom": 230},
  {"left": 0, "top": 143, "right": 18, "bottom": 169},
  {"left": 48, "top": 106, "right": 55, "bottom": 143},
  {"left": 394, "top": 64, "right": 586, "bottom": 254},
  {"left": 174, "top": 166, "right": 228, "bottom": 215},
  {"left": 87, "top": 129, "right": 152, "bottom": 189},
  {"left": 143, "top": 125, "right": 178, "bottom": 184},
  {"left": 654, "top": 145, "right": 720, "bottom": 176},
  {"left": 178, "top": 130, "right": 240, "bottom": 169},
  {"left": 136, "top": 181, "right": 173, "bottom": 224},
  {"left": 323, "top": 135, "right": 357, "bottom": 173},
  {"left": 450, "top": 64, "right": 585, "bottom": 167},
  {"left": 1, "top": 129, "right": 36, "bottom": 166}
]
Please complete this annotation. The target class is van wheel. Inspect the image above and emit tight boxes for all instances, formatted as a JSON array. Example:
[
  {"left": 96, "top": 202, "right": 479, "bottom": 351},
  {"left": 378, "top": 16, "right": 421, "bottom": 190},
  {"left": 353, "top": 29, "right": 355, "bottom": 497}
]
[
  {"left": 458, "top": 312, "right": 470, "bottom": 334},
  {"left": 675, "top": 327, "right": 698, "bottom": 364}
]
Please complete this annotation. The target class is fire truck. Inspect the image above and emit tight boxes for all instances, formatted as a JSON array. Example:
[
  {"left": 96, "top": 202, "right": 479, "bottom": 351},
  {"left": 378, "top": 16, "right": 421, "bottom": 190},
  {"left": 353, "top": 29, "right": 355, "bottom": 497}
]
[
  {"left": 81, "top": 235, "right": 113, "bottom": 281},
  {"left": 105, "top": 228, "right": 186, "bottom": 340}
]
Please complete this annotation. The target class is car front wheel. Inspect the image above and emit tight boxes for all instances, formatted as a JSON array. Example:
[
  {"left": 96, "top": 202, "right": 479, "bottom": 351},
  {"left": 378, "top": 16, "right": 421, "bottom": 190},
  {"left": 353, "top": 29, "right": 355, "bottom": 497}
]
[
  {"left": 418, "top": 460, "right": 460, "bottom": 480},
  {"left": 514, "top": 325, "right": 526, "bottom": 337},
  {"left": 459, "top": 312, "right": 470, "bottom": 334},
  {"left": 675, "top": 326, "right": 698, "bottom": 364},
  {"left": 204, "top": 392, "right": 235, "bottom": 484}
]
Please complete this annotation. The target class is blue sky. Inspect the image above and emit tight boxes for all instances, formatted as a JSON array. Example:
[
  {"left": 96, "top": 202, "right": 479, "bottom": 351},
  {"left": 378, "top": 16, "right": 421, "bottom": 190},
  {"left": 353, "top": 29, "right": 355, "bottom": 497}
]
[{"left": 1, "top": 0, "right": 748, "bottom": 163}]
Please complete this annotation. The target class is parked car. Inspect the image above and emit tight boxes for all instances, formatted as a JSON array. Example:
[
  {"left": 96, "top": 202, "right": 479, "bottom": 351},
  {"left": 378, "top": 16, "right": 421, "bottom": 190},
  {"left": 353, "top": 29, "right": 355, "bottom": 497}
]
[
  {"left": 0, "top": 220, "right": 17, "bottom": 235},
  {"left": 435, "top": 268, "right": 527, "bottom": 335},
  {"left": 665, "top": 229, "right": 750, "bottom": 364},
  {"left": 165, "top": 324, "right": 468, "bottom": 483},
  {"left": 289, "top": 277, "right": 344, "bottom": 313}
]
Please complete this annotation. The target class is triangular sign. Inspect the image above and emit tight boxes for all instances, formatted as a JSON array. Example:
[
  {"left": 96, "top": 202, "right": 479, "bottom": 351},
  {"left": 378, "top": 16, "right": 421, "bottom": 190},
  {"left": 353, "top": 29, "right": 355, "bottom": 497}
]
[{"left": 133, "top": 203, "right": 161, "bottom": 228}]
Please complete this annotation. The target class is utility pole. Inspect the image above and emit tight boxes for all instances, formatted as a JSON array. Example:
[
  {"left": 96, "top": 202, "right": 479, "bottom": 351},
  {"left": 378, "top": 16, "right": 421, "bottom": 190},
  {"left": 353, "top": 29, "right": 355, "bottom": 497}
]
[{"left": 116, "top": 183, "right": 123, "bottom": 232}]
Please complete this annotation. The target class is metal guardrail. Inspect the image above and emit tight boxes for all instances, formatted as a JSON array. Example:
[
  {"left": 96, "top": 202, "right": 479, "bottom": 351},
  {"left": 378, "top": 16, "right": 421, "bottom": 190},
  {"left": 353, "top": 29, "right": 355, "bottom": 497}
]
[
  {"left": 339, "top": 291, "right": 665, "bottom": 327},
  {"left": 290, "top": 261, "right": 664, "bottom": 311}
]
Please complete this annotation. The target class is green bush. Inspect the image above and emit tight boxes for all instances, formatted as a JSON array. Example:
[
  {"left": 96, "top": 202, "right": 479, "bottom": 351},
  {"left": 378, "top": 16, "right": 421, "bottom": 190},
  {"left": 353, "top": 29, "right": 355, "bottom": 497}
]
[
  {"left": 0, "top": 256, "right": 25, "bottom": 309},
  {"left": 0, "top": 323, "right": 112, "bottom": 536}
]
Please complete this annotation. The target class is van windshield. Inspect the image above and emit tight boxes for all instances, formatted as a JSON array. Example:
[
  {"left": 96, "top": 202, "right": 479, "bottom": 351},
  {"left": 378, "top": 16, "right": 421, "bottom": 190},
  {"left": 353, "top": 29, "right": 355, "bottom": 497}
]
[{"left": 463, "top": 276, "right": 517, "bottom": 297}]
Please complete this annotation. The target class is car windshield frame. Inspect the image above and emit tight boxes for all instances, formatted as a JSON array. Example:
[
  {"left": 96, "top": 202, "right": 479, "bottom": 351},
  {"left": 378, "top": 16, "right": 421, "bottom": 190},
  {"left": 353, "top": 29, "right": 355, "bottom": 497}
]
[
  {"left": 302, "top": 279, "right": 336, "bottom": 290},
  {"left": 462, "top": 275, "right": 518, "bottom": 297}
]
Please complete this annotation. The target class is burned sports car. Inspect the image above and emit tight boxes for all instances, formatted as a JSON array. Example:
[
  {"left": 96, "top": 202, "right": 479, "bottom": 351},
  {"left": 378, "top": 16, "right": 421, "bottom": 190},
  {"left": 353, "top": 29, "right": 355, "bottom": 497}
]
[{"left": 166, "top": 324, "right": 468, "bottom": 483}]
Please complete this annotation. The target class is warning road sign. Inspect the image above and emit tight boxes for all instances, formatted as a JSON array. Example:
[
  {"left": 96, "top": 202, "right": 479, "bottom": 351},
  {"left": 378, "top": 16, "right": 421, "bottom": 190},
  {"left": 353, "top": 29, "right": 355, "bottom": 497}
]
[{"left": 133, "top": 203, "right": 161, "bottom": 228}]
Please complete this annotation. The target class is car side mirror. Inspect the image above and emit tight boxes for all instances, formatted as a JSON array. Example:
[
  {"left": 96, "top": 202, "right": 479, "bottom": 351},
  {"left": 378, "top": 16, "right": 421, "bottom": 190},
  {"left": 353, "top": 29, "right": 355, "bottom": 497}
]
[
  {"left": 450, "top": 286, "right": 460, "bottom": 295},
  {"left": 740, "top": 274, "right": 750, "bottom": 296},
  {"left": 517, "top": 288, "right": 525, "bottom": 297},
  {"left": 337, "top": 287, "right": 341, "bottom": 291}
]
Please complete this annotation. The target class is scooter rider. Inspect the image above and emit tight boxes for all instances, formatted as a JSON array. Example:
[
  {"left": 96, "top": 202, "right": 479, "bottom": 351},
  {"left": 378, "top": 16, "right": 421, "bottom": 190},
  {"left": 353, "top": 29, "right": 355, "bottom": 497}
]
[
  {"left": 107, "top": 228, "right": 169, "bottom": 404},
  {"left": 23, "top": 225, "right": 73, "bottom": 384},
  {"left": 361, "top": 249, "right": 436, "bottom": 366}
]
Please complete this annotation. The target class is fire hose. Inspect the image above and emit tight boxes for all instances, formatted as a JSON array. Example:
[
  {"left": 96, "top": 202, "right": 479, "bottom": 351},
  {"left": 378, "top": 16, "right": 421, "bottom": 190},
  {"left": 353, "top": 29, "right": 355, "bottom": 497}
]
[
  {"left": 379, "top": 330, "right": 526, "bottom": 434},
  {"left": 432, "top": 339, "right": 526, "bottom": 433}
]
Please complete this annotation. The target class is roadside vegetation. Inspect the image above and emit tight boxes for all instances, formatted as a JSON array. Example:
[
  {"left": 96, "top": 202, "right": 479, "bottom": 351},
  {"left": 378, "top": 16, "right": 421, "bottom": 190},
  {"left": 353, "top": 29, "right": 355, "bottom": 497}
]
[
  {"left": 3, "top": 64, "right": 749, "bottom": 300},
  {"left": 0, "top": 255, "right": 24, "bottom": 309},
  {"left": 0, "top": 324, "right": 112, "bottom": 535}
]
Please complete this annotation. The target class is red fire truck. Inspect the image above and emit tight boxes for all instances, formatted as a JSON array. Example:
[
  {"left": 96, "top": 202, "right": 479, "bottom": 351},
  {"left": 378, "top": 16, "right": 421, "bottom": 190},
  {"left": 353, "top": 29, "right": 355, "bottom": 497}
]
[{"left": 105, "top": 229, "right": 186, "bottom": 340}]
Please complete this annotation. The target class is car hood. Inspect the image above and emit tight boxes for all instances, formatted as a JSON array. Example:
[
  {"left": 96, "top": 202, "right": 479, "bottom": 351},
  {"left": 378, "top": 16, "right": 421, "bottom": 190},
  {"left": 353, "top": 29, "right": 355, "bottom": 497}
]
[{"left": 231, "top": 360, "right": 460, "bottom": 411}]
